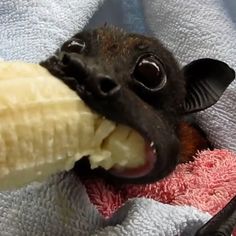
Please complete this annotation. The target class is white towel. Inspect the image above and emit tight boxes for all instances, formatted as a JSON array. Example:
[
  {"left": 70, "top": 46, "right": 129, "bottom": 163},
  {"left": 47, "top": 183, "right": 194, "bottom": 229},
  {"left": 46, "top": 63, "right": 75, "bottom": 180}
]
[
  {"left": 0, "top": 0, "right": 104, "bottom": 62},
  {"left": 0, "top": 0, "right": 233, "bottom": 235},
  {"left": 142, "top": 0, "right": 236, "bottom": 151}
]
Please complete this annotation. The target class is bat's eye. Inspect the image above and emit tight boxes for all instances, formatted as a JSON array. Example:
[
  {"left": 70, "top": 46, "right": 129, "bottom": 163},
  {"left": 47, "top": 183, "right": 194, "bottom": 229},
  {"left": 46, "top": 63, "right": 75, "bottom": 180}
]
[
  {"left": 132, "top": 55, "right": 167, "bottom": 91},
  {"left": 61, "top": 38, "right": 86, "bottom": 53}
]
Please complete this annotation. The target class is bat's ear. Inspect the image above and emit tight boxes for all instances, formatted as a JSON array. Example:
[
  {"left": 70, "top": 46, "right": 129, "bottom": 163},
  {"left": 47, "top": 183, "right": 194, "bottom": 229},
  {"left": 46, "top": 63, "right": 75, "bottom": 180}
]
[{"left": 180, "top": 58, "right": 235, "bottom": 114}]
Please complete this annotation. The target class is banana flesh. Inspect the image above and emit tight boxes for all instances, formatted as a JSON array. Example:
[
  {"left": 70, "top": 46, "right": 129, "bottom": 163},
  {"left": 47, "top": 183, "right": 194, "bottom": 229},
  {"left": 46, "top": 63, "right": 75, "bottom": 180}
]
[{"left": 0, "top": 62, "right": 145, "bottom": 190}]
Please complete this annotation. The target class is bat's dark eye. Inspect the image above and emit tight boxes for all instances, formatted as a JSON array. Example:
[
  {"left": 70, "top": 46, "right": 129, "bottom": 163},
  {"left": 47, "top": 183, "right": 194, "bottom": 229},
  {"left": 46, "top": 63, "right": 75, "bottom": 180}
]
[
  {"left": 61, "top": 38, "right": 86, "bottom": 53},
  {"left": 132, "top": 55, "right": 167, "bottom": 91}
]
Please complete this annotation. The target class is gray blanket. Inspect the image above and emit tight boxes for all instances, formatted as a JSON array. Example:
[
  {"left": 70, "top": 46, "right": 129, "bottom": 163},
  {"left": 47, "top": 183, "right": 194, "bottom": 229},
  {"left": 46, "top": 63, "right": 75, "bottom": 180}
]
[{"left": 0, "top": 0, "right": 235, "bottom": 235}]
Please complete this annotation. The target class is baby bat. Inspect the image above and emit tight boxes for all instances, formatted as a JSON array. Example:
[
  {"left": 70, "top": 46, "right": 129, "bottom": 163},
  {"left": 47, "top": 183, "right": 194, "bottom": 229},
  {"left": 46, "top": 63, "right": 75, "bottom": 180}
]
[{"left": 40, "top": 26, "right": 235, "bottom": 236}]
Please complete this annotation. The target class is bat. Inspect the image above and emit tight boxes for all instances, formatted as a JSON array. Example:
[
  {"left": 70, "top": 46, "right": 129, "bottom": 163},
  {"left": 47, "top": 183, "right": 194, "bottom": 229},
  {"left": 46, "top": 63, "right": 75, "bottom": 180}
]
[{"left": 40, "top": 26, "right": 236, "bottom": 236}]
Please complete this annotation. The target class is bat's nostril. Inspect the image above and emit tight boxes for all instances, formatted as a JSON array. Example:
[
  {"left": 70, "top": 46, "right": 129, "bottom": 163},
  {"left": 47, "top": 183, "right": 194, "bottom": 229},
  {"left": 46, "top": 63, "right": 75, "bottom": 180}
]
[
  {"left": 58, "top": 52, "right": 88, "bottom": 81},
  {"left": 61, "top": 52, "right": 70, "bottom": 65},
  {"left": 98, "top": 76, "right": 121, "bottom": 96}
]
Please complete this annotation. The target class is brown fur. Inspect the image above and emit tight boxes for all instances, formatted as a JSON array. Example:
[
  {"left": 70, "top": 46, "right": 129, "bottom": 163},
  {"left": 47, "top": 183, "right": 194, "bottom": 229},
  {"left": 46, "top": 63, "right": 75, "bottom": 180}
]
[
  {"left": 178, "top": 122, "right": 210, "bottom": 163},
  {"left": 97, "top": 27, "right": 153, "bottom": 60}
]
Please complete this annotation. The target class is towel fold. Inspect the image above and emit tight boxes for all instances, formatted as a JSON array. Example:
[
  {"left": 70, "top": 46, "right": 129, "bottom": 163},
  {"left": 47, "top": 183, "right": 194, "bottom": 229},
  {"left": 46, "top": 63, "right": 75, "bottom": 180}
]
[
  {"left": 83, "top": 150, "right": 236, "bottom": 219},
  {"left": 93, "top": 199, "right": 211, "bottom": 236},
  {"left": 0, "top": 172, "right": 211, "bottom": 236},
  {"left": 0, "top": 173, "right": 103, "bottom": 236},
  {"left": 1, "top": 149, "right": 235, "bottom": 235}
]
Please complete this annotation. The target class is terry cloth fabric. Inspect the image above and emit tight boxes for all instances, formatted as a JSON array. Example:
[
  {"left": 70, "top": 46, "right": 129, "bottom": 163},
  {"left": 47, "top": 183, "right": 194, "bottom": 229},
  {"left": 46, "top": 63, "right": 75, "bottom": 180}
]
[
  {"left": 0, "top": 172, "right": 211, "bottom": 236},
  {"left": 142, "top": 0, "right": 236, "bottom": 152},
  {"left": 0, "top": 0, "right": 235, "bottom": 235},
  {"left": 83, "top": 150, "right": 236, "bottom": 219},
  {"left": 0, "top": 0, "right": 104, "bottom": 62},
  {"left": 1, "top": 149, "right": 235, "bottom": 235}
]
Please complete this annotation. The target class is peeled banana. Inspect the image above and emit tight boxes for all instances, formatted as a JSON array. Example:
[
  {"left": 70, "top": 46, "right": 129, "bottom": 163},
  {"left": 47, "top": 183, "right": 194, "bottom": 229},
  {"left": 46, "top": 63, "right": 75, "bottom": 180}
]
[{"left": 0, "top": 61, "right": 145, "bottom": 190}]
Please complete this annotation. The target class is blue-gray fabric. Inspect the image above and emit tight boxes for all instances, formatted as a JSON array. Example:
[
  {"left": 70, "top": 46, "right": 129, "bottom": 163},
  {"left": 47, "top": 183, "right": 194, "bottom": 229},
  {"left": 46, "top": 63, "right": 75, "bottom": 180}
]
[
  {"left": 0, "top": 0, "right": 235, "bottom": 235},
  {"left": 143, "top": 0, "right": 236, "bottom": 152}
]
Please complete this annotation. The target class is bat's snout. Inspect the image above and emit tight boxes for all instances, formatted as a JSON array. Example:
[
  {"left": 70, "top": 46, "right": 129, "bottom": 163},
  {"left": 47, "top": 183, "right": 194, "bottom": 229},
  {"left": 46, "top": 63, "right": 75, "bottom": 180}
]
[{"left": 60, "top": 52, "right": 121, "bottom": 98}]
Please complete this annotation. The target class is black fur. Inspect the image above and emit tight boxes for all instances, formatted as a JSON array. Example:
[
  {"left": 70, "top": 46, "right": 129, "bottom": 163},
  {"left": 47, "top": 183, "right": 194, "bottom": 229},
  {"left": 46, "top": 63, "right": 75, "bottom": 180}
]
[{"left": 40, "top": 26, "right": 235, "bottom": 184}]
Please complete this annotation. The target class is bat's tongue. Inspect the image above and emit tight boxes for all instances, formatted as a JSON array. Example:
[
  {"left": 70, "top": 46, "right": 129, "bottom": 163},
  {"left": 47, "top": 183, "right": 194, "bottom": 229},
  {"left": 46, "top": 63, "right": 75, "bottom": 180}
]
[{"left": 109, "top": 142, "right": 156, "bottom": 178}]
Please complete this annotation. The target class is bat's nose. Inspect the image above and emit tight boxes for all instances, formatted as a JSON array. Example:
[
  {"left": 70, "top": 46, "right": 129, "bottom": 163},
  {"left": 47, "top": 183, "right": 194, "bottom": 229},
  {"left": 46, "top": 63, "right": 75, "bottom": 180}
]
[
  {"left": 59, "top": 52, "right": 121, "bottom": 97},
  {"left": 95, "top": 75, "right": 121, "bottom": 97}
]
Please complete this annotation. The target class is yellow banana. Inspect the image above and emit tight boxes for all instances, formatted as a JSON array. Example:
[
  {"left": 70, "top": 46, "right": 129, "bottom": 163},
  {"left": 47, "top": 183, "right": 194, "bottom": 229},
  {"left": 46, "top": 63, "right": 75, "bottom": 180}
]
[{"left": 0, "top": 61, "right": 145, "bottom": 190}]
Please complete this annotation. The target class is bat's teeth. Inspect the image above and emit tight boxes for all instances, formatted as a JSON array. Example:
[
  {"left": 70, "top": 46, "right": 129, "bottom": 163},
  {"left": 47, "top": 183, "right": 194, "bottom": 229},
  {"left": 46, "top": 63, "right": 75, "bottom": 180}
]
[{"left": 150, "top": 142, "right": 156, "bottom": 154}]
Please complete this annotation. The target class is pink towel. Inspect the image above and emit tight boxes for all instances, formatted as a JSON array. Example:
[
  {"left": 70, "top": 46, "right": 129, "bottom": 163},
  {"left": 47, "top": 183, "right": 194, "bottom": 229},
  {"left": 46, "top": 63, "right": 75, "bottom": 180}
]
[{"left": 82, "top": 149, "right": 236, "bottom": 232}]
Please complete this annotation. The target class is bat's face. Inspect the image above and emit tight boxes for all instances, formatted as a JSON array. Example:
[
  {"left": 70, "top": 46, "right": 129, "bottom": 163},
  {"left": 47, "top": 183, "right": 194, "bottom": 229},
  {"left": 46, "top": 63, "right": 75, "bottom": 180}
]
[{"left": 41, "top": 26, "right": 235, "bottom": 184}]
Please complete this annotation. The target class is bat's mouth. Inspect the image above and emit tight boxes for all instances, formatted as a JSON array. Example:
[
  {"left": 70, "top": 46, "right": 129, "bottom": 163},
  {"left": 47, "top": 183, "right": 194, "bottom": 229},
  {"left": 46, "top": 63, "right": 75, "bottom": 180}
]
[{"left": 108, "top": 141, "right": 157, "bottom": 178}]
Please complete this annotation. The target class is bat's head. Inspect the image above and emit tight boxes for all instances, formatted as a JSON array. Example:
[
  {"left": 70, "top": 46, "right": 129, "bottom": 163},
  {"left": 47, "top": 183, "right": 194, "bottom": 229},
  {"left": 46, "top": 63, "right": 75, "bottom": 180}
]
[{"left": 41, "top": 26, "right": 235, "bottom": 184}]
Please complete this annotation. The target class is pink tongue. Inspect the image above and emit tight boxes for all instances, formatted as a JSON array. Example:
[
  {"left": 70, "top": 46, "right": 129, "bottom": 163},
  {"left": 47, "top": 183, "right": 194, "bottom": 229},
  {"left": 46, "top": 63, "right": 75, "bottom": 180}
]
[{"left": 109, "top": 143, "right": 156, "bottom": 178}]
